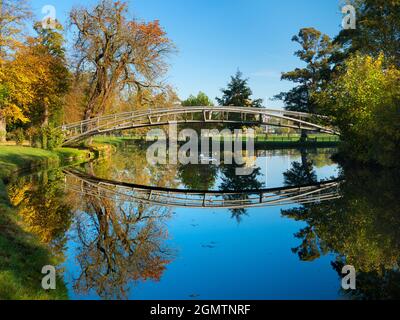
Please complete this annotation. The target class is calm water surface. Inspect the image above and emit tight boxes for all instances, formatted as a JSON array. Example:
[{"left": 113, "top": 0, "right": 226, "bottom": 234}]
[{"left": 3, "top": 142, "right": 400, "bottom": 300}]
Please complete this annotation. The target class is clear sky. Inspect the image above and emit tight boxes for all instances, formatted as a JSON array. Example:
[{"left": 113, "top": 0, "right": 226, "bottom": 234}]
[{"left": 31, "top": 0, "right": 344, "bottom": 108}]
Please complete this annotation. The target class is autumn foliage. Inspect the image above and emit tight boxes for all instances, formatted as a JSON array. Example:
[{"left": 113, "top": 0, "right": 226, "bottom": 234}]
[{"left": 0, "top": 0, "right": 175, "bottom": 144}]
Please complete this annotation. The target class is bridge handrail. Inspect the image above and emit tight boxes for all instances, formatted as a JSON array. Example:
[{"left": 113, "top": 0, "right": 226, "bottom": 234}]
[
  {"left": 60, "top": 106, "right": 338, "bottom": 145},
  {"left": 61, "top": 106, "right": 329, "bottom": 130}
]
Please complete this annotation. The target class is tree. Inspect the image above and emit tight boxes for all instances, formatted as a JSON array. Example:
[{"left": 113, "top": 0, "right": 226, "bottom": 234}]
[
  {"left": 216, "top": 70, "right": 262, "bottom": 108},
  {"left": 182, "top": 91, "right": 213, "bottom": 107},
  {"left": 0, "top": 21, "right": 70, "bottom": 147},
  {"left": 335, "top": 0, "right": 400, "bottom": 67},
  {"left": 316, "top": 53, "right": 400, "bottom": 167},
  {"left": 0, "top": 45, "right": 42, "bottom": 141},
  {"left": 26, "top": 22, "right": 71, "bottom": 129},
  {"left": 0, "top": 0, "right": 31, "bottom": 61},
  {"left": 216, "top": 70, "right": 263, "bottom": 133},
  {"left": 0, "top": 0, "right": 31, "bottom": 141},
  {"left": 70, "top": 0, "right": 174, "bottom": 120},
  {"left": 128, "top": 85, "right": 180, "bottom": 112},
  {"left": 274, "top": 28, "right": 337, "bottom": 114}
]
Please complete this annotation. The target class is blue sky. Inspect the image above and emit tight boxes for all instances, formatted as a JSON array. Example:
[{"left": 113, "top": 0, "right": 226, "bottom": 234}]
[{"left": 31, "top": 0, "right": 344, "bottom": 108}]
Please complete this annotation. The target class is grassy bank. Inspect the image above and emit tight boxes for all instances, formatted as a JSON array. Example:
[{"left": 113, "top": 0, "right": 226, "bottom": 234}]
[
  {"left": 0, "top": 146, "right": 96, "bottom": 300},
  {"left": 0, "top": 146, "right": 93, "bottom": 181},
  {"left": 0, "top": 146, "right": 82, "bottom": 299}
]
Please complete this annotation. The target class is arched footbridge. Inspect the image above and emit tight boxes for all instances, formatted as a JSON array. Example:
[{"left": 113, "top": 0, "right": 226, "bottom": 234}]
[
  {"left": 64, "top": 169, "right": 342, "bottom": 209},
  {"left": 60, "top": 107, "right": 339, "bottom": 146}
]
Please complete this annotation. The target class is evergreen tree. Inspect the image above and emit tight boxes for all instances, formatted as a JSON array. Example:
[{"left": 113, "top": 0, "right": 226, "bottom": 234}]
[
  {"left": 216, "top": 71, "right": 263, "bottom": 108},
  {"left": 274, "top": 28, "right": 337, "bottom": 114},
  {"left": 220, "top": 164, "right": 265, "bottom": 223}
]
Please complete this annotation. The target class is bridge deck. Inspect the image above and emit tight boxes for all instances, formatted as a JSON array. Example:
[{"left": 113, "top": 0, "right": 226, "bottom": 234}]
[{"left": 60, "top": 107, "right": 339, "bottom": 146}]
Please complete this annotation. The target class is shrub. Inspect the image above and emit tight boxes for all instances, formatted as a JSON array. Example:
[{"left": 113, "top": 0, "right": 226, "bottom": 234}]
[
  {"left": 44, "top": 126, "right": 64, "bottom": 150},
  {"left": 41, "top": 126, "right": 65, "bottom": 150},
  {"left": 10, "top": 128, "right": 25, "bottom": 145},
  {"left": 25, "top": 127, "right": 41, "bottom": 147}
]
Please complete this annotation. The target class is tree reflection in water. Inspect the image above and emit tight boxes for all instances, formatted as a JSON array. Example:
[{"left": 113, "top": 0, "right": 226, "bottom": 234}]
[
  {"left": 7, "top": 161, "right": 175, "bottom": 299},
  {"left": 72, "top": 194, "right": 174, "bottom": 300},
  {"left": 7, "top": 170, "right": 73, "bottom": 260},
  {"left": 220, "top": 163, "right": 265, "bottom": 222},
  {"left": 282, "top": 159, "right": 400, "bottom": 300},
  {"left": 178, "top": 163, "right": 218, "bottom": 191}
]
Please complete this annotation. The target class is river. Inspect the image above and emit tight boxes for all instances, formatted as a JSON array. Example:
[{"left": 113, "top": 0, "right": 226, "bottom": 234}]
[{"left": 2, "top": 141, "right": 399, "bottom": 300}]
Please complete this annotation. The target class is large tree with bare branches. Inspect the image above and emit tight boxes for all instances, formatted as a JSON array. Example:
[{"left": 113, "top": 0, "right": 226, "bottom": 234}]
[
  {"left": 0, "top": 0, "right": 31, "bottom": 61},
  {"left": 70, "top": 0, "right": 174, "bottom": 120}
]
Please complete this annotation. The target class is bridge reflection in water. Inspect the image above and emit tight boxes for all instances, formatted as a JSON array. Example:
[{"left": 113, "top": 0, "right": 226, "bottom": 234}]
[{"left": 63, "top": 169, "right": 342, "bottom": 209}]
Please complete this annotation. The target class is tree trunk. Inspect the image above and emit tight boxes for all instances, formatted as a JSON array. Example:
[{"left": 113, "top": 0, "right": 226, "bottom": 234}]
[
  {"left": 0, "top": 115, "right": 6, "bottom": 143},
  {"left": 300, "top": 129, "right": 308, "bottom": 142},
  {"left": 42, "top": 105, "right": 49, "bottom": 127}
]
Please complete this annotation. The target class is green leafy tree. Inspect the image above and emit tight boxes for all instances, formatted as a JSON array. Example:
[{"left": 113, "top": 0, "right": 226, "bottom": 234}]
[
  {"left": 216, "top": 70, "right": 263, "bottom": 132},
  {"left": 316, "top": 53, "right": 400, "bottom": 167},
  {"left": 182, "top": 91, "right": 213, "bottom": 107},
  {"left": 335, "top": 0, "right": 400, "bottom": 67},
  {"left": 27, "top": 22, "right": 71, "bottom": 128}
]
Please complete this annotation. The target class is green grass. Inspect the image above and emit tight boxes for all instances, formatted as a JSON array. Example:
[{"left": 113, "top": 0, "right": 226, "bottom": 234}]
[{"left": 0, "top": 146, "right": 93, "bottom": 180}]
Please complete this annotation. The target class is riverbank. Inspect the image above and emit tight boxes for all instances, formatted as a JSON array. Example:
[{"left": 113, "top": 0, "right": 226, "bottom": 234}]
[
  {"left": 0, "top": 145, "right": 98, "bottom": 299},
  {"left": 0, "top": 146, "right": 94, "bottom": 181}
]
